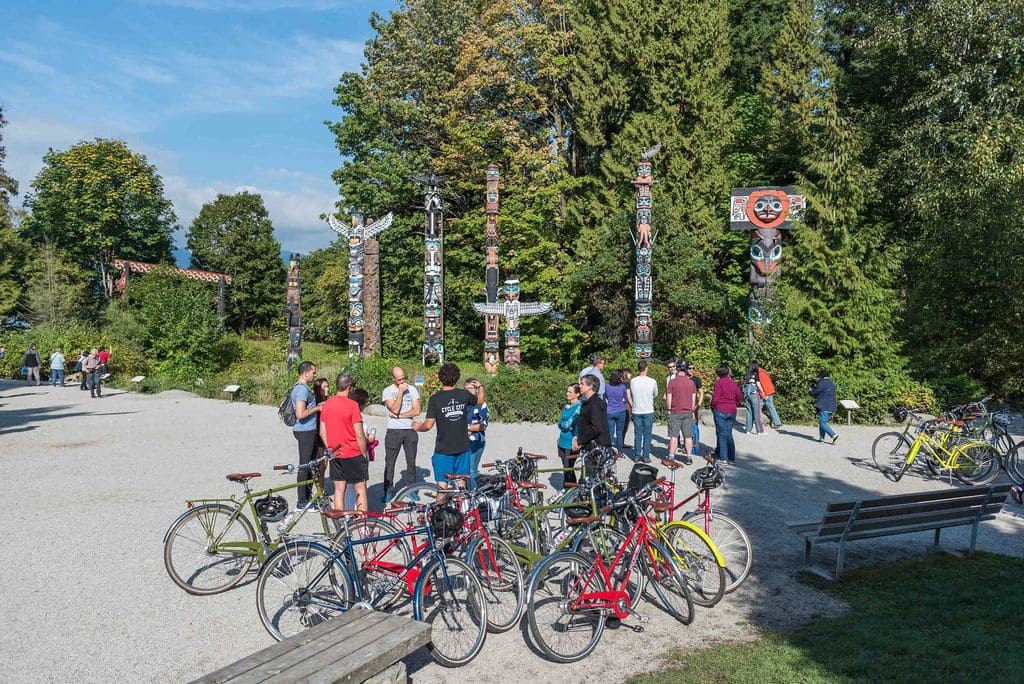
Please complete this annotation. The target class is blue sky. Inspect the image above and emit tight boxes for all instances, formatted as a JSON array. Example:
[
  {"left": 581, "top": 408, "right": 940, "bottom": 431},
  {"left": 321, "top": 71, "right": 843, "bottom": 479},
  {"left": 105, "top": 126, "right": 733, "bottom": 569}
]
[{"left": 1, "top": 0, "right": 399, "bottom": 263}]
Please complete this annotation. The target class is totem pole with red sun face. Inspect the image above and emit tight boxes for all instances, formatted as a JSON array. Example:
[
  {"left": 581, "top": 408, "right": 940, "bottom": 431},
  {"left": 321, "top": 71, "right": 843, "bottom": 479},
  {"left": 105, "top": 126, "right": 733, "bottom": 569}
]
[{"left": 729, "top": 187, "right": 805, "bottom": 341}]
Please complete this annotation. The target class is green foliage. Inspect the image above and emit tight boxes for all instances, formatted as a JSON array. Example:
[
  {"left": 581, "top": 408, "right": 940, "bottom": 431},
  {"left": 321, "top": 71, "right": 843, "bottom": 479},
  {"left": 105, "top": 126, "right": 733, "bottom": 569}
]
[
  {"left": 0, "top": 322, "right": 107, "bottom": 380},
  {"left": 20, "top": 138, "right": 176, "bottom": 299},
  {"left": 186, "top": 191, "right": 285, "bottom": 334},
  {"left": 128, "top": 269, "right": 240, "bottom": 380},
  {"left": 0, "top": 220, "right": 26, "bottom": 318},
  {"left": 21, "top": 243, "right": 93, "bottom": 327}
]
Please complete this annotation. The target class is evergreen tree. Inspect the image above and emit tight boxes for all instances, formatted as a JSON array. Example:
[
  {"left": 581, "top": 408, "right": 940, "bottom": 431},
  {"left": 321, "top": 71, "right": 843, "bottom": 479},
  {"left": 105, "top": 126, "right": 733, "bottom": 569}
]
[
  {"left": 21, "top": 243, "right": 92, "bottom": 327},
  {"left": 0, "top": 107, "right": 24, "bottom": 317},
  {"left": 186, "top": 192, "right": 285, "bottom": 334}
]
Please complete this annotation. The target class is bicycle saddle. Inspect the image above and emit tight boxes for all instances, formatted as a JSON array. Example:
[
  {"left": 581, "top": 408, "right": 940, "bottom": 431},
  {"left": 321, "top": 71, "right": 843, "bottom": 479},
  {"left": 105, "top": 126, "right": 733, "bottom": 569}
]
[
  {"left": 226, "top": 472, "right": 261, "bottom": 482},
  {"left": 321, "top": 509, "right": 366, "bottom": 519},
  {"left": 522, "top": 452, "right": 548, "bottom": 460},
  {"left": 566, "top": 515, "right": 600, "bottom": 525},
  {"left": 443, "top": 473, "right": 472, "bottom": 481},
  {"left": 563, "top": 482, "right": 580, "bottom": 489},
  {"left": 517, "top": 481, "right": 547, "bottom": 489},
  {"left": 650, "top": 501, "right": 673, "bottom": 513}
]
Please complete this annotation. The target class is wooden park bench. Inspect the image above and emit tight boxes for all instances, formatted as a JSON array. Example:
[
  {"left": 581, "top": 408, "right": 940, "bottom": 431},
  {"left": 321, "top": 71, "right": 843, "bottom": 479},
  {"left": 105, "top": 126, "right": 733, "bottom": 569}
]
[
  {"left": 193, "top": 610, "right": 430, "bottom": 684},
  {"left": 787, "top": 484, "right": 1012, "bottom": 579}
]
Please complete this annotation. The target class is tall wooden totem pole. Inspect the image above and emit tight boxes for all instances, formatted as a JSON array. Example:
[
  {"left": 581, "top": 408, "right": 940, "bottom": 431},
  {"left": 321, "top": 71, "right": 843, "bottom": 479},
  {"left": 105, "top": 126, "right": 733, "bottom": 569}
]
[
  {"left": 729, "top": 187, "right": 805, "bottom": 341},
  {"left": 631, "top": 145, "right": 660, "bottom": 359},
  {"left": 285, "top": 254, "right": 302, "bottom": 371},
  {"left": 412, "top": 172, "right": 447, "bottom": 365},
  {"left": 482, "top": 165, "right": 501, "bottom": 372},
  {"left": 327, "top": 211, "right": 394, "bottom": 358}
]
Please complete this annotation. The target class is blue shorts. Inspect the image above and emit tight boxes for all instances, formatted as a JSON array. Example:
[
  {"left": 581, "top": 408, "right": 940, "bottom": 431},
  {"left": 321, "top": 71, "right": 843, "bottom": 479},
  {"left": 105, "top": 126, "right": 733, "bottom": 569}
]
[{"left": 432, "top": 450, "right": 472, "bottom": 486}]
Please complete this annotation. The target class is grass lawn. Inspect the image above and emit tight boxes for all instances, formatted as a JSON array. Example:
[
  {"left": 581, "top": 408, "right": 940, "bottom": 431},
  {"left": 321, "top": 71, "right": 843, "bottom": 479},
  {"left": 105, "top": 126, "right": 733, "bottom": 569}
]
[{"left": 633, "top": 552, "right": 1024, "bottom": 683}]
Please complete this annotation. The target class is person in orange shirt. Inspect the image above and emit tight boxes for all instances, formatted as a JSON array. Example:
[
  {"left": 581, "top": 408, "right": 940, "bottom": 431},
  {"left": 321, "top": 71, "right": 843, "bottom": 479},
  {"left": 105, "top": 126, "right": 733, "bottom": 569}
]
[
  {"left": 758, "top": 362, "right": 783, "bottom": 429},
  {"left": 319, "top": 373, "right": 369, "bottom": 511}
]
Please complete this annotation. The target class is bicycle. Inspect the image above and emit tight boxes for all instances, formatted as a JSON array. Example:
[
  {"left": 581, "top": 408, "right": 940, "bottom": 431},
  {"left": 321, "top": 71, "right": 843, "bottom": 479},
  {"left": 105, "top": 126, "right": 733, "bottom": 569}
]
[
  {"left": 255, "top": 502, "right": 488, "bottom": 668},
  {"left": 871, "top": 409, "right": 1001, "bottom": 485},
  {"left": 525, "top": 482, "right": 694, "bottom": 663},
  {"left": 162, "top": 453, "right": 332, "bottom": 595},
  {"left": 654, "top": 458, "right": 752, "bottom": 595}
]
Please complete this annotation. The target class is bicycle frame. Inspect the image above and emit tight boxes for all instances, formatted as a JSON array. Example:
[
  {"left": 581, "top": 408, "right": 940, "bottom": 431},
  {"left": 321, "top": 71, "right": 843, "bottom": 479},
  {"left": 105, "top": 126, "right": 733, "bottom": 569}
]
[{"left": 572, "top": 513, "right": 663, "bottom": 618}]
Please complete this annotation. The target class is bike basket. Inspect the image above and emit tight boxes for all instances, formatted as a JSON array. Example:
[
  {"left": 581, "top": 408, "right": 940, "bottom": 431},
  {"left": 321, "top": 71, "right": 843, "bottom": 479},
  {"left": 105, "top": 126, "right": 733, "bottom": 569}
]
[
  {"left": 690, "top": 464, "right": 724, "bottom": 490},
  {"left": 477, "top": 497, "right": 502, "bottom": 523},
  {"left": 255, "top": 494, "right": 289, "bottom": 523},
  {"left": 475, "top": 474, "right": 507, "bottom": 497},
  {"left": 627, "top": 462, "right": 659, "bottom": 492},
  {"left": 582, "top": 445, "right": 617, "bottom": 479},
  {"left": 429, "top": 505, "right": 464, "bottom": 539},
  {"left": 509, "top": 456, "right": 537, "bottom": 482}
]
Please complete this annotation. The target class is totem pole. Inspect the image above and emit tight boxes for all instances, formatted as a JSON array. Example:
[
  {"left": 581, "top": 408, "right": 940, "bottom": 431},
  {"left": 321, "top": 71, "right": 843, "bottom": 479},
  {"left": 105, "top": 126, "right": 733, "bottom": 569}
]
[
  {"left": 327, "top": 211, "right": 395, "bottom": 358},
  {"left": 285, "top": 254, "right": 302, "bottom": 371},
  {"left": 631, "top": 144, "right": 660, "bottom": 359},
  {"left": 482, "top": 165, "right": 501, "bottom": 373},
  {"left": 472, "top": 278, "right": 553, "bottom": 367},
  {"left": 729, "top": 187, "right": 805, "bottom": 341},
  {"left": 411, "top": 172, "right": 447, "bottom": 365}
]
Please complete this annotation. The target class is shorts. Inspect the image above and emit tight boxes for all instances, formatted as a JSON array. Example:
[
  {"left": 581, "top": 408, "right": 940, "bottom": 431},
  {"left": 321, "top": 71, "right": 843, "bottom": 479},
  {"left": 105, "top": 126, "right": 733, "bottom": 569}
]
[
  {"left": 667, "top": 412, "right": 695, "bottom": 440},
  {"left": 431, "top": 450, "right": 472, "bottom": 486},
  {"left": 331, "top": 455, "right": 369, "bottom": 484}
]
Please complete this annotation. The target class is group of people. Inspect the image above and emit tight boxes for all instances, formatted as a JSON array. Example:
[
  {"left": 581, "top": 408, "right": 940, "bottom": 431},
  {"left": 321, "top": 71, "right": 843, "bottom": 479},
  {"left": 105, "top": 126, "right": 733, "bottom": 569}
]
[
  {"left": 13, "top": 344, "right": 109, "bottom": 397},
  {"left": 289, "top": 361, "right": 488, "bottom": 514}
]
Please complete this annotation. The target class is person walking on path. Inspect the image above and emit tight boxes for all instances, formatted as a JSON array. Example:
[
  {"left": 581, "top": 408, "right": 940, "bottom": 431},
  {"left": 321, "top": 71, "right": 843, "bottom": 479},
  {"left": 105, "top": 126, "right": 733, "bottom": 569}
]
[
  {"left": 464, "top": 378, "right": 488, "bottom": 487},
  {"left": 711, "top": 364, "right": 744, "bottom": 464},
  {"left": 381, "top": 366, "right": 421, "bottom": 503},
  {"left": 291, "top": 361, "right": 322, "bottom": 510},
  {"left": 666, "top": 365, "right": 697, "bottom": 465},
  {"left": 680, "top": 360, "right": 703, "bottom": 456},
  {"left": 557, "top": 383, "right": 583, "bottom": 485},
  {"left": 77, "top": 351, "right": 89, "bottom": 390},
  {"left": 742, "top": 361, "right": 765, "bottom": 435},
  {"left": 23, "top": 345, "right": 41, "bottom": 385},
  {"left": 319, "top": 372, "right": 369, "bottom": 512},
  {"left": 758, "top": 363, "right": 783, "bottom": 429},
  {"left": 412, "top": 363, "right": 485, "bottom": 489},
  {"left": 83, "top": 349, "right": 102, "bottom": 397},
  {"left": 629, "top": 360, "right": 658, "bottom": 463},
  {"left": 573, "top": 374, "right": 611, "bottom": 459},
  {"left": 809, "top": 369, "right": 839, "bottom": 444},
  {"left": 605, "top": 369, "right": 630, "bottom": 458},
  {"left": 49, "top": 347, "right": 66, "bottom": 387},
  {"left": 578, "top": 353, "right": 607, "bottom": 399}
]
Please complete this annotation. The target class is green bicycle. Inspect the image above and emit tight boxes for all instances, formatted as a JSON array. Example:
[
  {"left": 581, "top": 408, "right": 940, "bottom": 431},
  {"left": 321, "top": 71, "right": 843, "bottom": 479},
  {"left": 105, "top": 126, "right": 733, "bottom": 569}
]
[{"left": 163, "top": 453, "right": 332, "bottom": 595}]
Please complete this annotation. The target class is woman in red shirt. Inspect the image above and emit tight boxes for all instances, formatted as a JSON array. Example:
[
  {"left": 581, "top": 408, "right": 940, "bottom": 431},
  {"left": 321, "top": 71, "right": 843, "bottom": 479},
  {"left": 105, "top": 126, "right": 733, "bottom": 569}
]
[{"left": 710, "top": 364, "right": 744, "bottom": 464}]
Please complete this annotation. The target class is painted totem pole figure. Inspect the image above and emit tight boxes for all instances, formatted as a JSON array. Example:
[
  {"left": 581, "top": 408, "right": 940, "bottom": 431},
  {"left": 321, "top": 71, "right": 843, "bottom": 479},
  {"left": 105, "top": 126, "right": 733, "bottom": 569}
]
[
  {"left": 327, "top": 211, "right": 395, "bottom": 358},
  {"left": 411, "top": 172, "right": 447, "bottom": 365},
  {"left": 729, "top": 187, "right": 805, "bottom": 337},
  {"left": 472, "top": 278, "right": 553, "bottom": 367},
  {"left": 631, "top": 144, "right": 660, "bottom": 359},
  {"left": 482, "top": 165, "right": 501, "bottom": 373},
  {"left": 285, "top": 254, "right": 302, "bottom": 371}
]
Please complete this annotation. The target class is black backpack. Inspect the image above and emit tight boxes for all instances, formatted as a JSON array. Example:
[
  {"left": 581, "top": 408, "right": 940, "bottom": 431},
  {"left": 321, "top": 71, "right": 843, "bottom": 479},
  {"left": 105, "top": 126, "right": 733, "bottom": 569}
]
[{"left": 279, "top": 384, "right": 299, "bottom": 426}]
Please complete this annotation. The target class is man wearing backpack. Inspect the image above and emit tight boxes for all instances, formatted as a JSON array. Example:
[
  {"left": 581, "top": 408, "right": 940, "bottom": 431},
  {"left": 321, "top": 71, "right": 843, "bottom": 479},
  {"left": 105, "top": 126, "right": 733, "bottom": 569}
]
[
  {"left": 23, "top": 344, "right": 41, "bottom": 386},
  {"left": 291, "top": 361, "right": 322, "bottom": 510}
]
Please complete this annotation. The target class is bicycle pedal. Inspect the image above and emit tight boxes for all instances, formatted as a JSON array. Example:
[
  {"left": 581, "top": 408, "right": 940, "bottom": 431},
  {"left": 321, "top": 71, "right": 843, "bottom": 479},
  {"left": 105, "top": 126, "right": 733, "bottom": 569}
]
[
  {"left": 624, "top": 622, "right": 645, "bottom": 632},
  {"left": 630, "top": 612, "right": 651, "bottom": 624}
]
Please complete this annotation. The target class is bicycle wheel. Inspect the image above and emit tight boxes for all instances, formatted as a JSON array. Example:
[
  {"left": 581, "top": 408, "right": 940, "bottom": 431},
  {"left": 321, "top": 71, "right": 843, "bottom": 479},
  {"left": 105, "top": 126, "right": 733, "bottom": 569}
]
[
  {"left": 661, "top": 522, "right": 726, "bottom": 608},
  {"left": 871, "top": 432, "right": 912, "bottom": 481},
  {"left": 390, "top": 481, "right": 444, "bottom": 507},
  {"left": 643, "top": 540, "right": 695, "bottom": 625},
  {"left": 346, "top": 517, "right": 412, "bottom": 609},
  {"left": 256, "top": 540, "right": 352, "bottom": 641},
  {"left": 573, "top": 524, "right": 644, "bottom": 608},
  {"left": 953, "top": 441, "right": 1001, "bottom": 485},
  {"left": 1005, "top": 443, "right": 1024, "bottom": 485},
  {"left": 682, "top": 511, "right": 752, "bottom": 593},
  {"left": 526, "top": 551, "right": 607, "bottom": 664},
  {"left": 413, "top": 556, "right": 488, "bottom": 668},
  {"left": 163, "top": 503, "right": 257, "bottom": 595},
  {"left": 490, "top": 504, "right": 538, "bottom": 557},
  {"left": 466, "top": 535, "right": 524, "bottom": 633}
]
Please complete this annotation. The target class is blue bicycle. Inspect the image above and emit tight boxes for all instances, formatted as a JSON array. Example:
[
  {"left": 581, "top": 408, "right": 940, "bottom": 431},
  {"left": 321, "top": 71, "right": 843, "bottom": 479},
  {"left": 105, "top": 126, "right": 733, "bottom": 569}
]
[{"left": 255, "top": 502, "right": 488, "bottom": 668}]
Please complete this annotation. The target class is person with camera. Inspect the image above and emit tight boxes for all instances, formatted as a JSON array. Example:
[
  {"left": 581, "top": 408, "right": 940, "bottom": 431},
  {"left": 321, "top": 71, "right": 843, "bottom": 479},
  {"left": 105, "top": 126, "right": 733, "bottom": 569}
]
[{"left": 809, "top": 369, "right": 839, "bottom": 444}]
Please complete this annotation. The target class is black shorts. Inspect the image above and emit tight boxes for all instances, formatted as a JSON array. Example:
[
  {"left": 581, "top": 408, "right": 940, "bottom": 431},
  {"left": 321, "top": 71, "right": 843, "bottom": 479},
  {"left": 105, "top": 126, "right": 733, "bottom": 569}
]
[{"left": 331, "top": 455, "right": 369, "bottom": 484}]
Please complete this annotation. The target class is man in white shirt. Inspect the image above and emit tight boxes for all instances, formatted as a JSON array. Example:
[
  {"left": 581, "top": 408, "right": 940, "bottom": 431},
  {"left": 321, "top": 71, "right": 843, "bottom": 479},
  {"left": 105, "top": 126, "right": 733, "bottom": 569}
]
[
  {"left": 578, "top": 353, "right": 607, "bottom": 399},
  {"left": 381, "top": 366, "right": 421, "bottom": 503},
  {"left": 629, "top": 360, "right": 658, "bottom": 462}
]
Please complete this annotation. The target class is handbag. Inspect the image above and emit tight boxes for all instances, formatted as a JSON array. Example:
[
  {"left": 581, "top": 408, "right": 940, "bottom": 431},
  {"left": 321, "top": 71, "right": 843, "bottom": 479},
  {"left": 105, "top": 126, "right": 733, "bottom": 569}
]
[{"left": 20, "top": 366, "right": 28, "bottom": 376}]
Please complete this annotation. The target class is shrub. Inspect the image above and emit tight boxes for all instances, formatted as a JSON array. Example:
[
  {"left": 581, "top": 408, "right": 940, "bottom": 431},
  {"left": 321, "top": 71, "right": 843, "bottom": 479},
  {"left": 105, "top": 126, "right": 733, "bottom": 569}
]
[{"left": 0, "top": 322, "right": 108, "bottom": 379}]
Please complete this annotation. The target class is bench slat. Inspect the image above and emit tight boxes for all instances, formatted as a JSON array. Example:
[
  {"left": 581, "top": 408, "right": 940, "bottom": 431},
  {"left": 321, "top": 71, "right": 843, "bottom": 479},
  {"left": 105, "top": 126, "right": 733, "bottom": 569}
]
[
  {"left": 822, "top": 485, "right": 1010, "bottom": 514},
  {"left": 302, "top": 617, "right": 431, "bottom": 684},
  {"left": 820, "top": 492, "right": 1009, "bottom": 526},
  {"left": 815, "top": 514, "right": 997, "bottom": 544},
  {"left": 815, "top": 501, "right": 1006, "bottom": 537}
]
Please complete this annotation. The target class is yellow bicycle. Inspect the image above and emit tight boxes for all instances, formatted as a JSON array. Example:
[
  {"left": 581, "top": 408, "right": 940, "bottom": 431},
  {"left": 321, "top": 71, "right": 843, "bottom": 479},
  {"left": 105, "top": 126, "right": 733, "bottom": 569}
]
[{"left": 872, "top": 411, "right": 1001, "bottom": 485}]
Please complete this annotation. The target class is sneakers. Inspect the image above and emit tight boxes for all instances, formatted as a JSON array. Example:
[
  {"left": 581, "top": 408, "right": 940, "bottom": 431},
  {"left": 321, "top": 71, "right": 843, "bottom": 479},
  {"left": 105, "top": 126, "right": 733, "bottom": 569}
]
[
  {"left": 678, "top": 454, "right": 693, "bottom": 465},
  {"left": 831, "top": 435, "right": 840, "bottom": 445},
  {"left": 382, "top": 492, "right": 393, "bottom": 505},
  {"left": 1012, "top": 486, "right": 1023, "bottom": 506},
  {"left": 296, "top": 501, "right": 310, "bottom": 512}
]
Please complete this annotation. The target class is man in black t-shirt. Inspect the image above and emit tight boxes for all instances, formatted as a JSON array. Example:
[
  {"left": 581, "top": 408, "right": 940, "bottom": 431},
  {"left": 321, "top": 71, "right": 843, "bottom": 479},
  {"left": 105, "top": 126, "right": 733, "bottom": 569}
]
[{"left": 412, "top": 362, "right": 486, "bottom": 488}]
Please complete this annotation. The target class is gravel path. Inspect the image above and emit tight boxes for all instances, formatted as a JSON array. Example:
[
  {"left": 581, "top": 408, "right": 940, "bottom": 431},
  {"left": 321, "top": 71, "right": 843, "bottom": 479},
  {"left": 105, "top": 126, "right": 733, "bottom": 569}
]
[{"left": 2, "top": 381, "right": 1021, "bottom": 682}]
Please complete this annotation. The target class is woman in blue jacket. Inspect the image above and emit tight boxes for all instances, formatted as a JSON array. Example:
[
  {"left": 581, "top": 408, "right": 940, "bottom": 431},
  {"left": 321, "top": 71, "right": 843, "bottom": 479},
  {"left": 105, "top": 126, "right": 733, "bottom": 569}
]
[
  {"left": 557, "top": 383, "right": 583, "bottom": 485},
  {"left": 809, "top": 369, "right": 838, "bottom": 444}
]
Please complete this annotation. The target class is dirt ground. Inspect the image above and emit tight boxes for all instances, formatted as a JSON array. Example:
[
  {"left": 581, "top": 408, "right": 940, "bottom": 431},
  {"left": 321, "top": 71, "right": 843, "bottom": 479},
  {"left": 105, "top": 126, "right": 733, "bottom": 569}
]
[{"left": 1, "top": 381, "right": 1021, "bottom": 682}]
